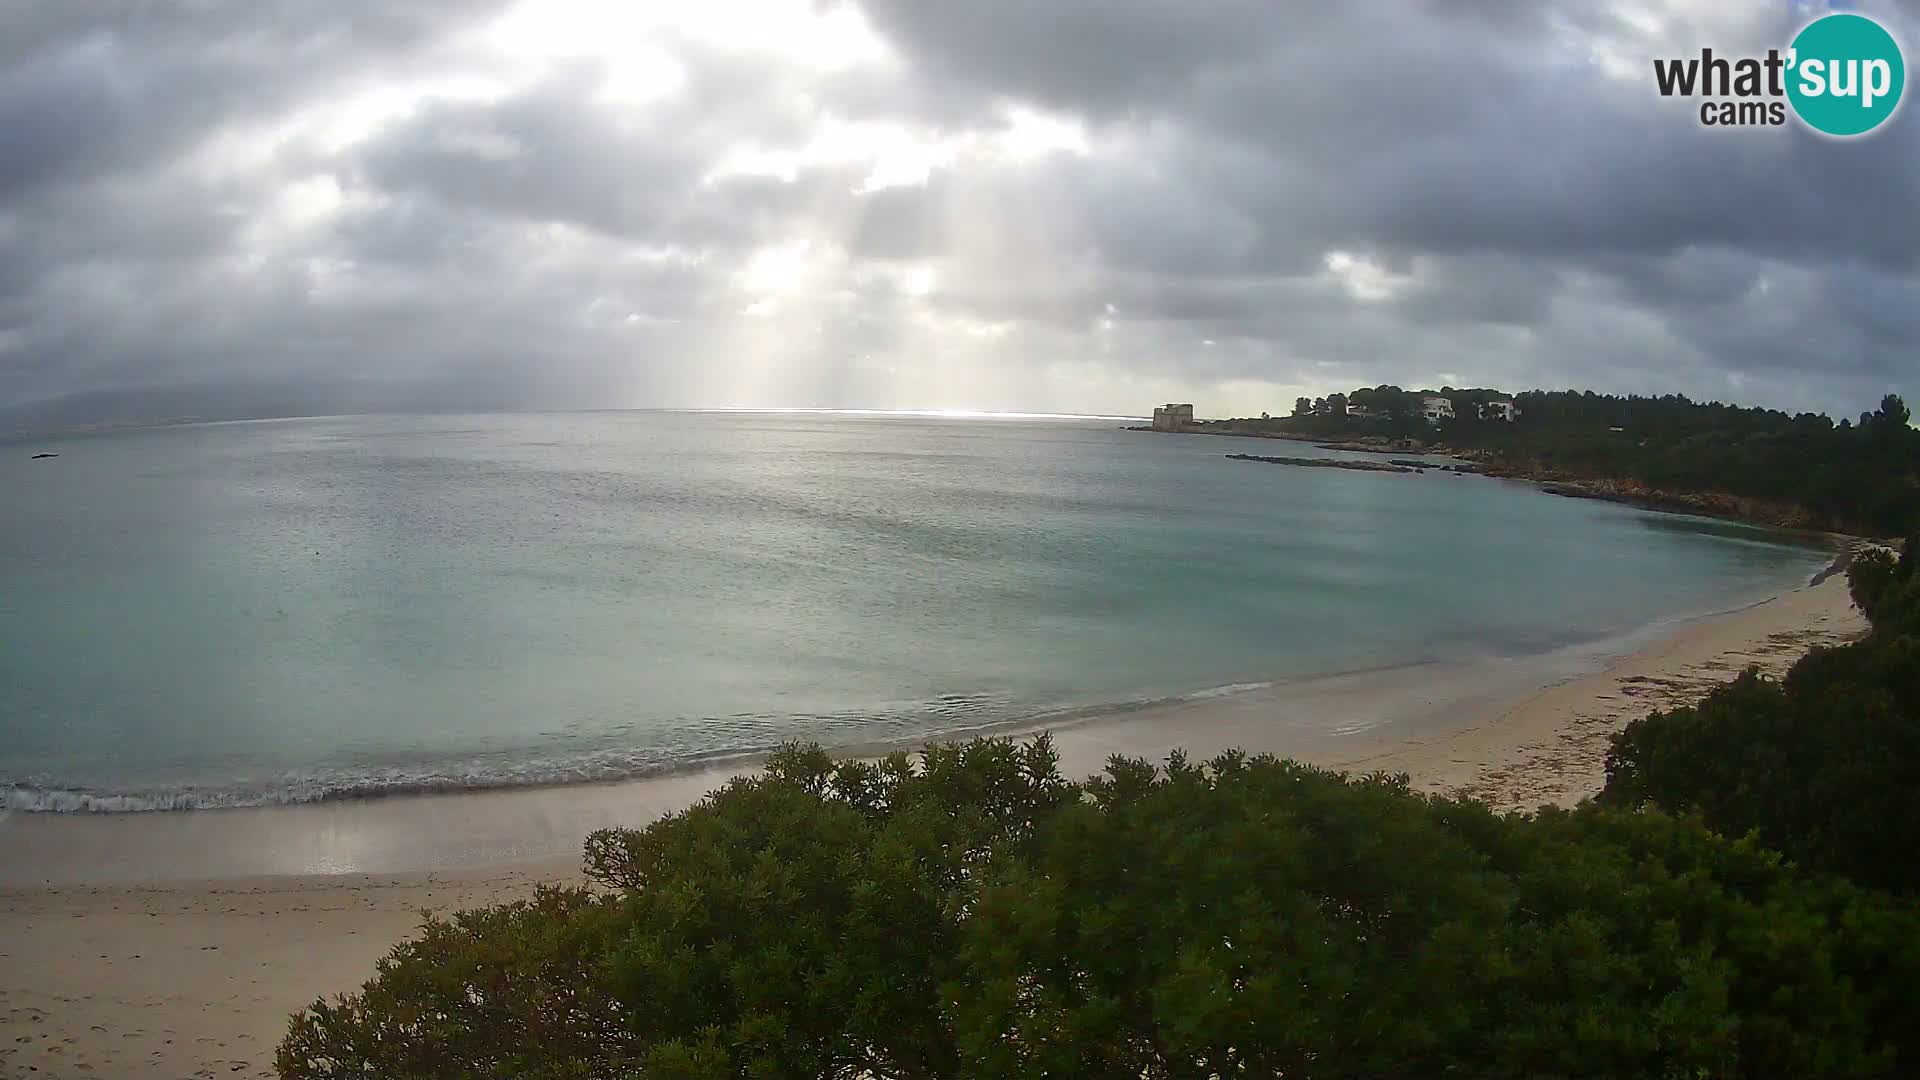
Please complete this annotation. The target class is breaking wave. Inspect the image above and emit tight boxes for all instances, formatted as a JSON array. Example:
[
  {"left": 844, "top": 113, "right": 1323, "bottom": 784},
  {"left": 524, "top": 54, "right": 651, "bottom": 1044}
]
[{"left": 0, "top": 679, "right": 1290, "bottom": 814}]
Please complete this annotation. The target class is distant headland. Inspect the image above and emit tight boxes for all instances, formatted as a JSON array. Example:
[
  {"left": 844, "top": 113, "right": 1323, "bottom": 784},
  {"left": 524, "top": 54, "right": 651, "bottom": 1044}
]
[{"left": 1131, "top": 387, "right": 1917, "bottom": 538}]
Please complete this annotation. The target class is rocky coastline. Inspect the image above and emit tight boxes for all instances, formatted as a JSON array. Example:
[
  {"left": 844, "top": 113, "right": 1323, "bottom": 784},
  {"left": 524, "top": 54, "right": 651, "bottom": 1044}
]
[
  {"left": 1510, "top": 475, "right": 1820, "bottom": 531},
  {"left": 1134, "top": 423, "right": 1836, "bottom": 535},
  {"left": 1224, "top": 453, "right": 1416, "bottom": 473}
]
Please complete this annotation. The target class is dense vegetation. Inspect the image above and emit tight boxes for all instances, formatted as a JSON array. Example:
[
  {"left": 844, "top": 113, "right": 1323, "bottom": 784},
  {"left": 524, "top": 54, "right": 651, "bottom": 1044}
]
[
  {"left": 275, "top": 519, "right": 1920, "bottom": 1079},
  {"left": 1602, "top": 538, "right": 1920, "bottom": 894},
  {"left": 283, "top": 700, "right": 1920, "bottom": 1076},
  {"left": 1226, "top": 390, "right": 1919, "bottom": 536}
]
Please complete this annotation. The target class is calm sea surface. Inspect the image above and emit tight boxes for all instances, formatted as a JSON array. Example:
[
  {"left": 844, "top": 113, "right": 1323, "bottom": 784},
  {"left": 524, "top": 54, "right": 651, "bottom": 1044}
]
[{"left": 1, "top": 412, "right": 1826, "bottom": 811}]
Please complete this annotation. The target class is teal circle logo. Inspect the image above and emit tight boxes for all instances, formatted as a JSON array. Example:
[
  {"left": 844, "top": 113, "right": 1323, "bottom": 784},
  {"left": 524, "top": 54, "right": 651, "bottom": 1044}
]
[{"left": 1787, "top": 13, "right": 1905, "bottom": 136}]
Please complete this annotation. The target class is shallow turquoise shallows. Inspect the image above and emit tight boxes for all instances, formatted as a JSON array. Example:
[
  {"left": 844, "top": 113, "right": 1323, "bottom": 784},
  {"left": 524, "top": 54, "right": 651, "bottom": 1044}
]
[{"left": 1, "top": 412, "right": 1825, "bottom": 811}]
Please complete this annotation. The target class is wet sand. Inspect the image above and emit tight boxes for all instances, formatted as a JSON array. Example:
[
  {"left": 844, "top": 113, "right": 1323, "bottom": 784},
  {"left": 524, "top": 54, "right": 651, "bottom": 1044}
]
[{"left": 0, "top": 572, "right": 1866, "bottom": 1079}]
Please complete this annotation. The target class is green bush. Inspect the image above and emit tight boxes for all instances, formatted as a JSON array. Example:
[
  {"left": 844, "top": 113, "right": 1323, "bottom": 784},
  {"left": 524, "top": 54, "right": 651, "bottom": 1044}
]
[
  {"left": 1603, "top": 540, "right": 1920, "bottom": 895},
  {"left": 280, "top": 740, "right": 1920, "bottom": 1079},
  {"left": 276, "top": 885, "right": 633, "bottom": 1080},
  {"left": 1849, "top": 539, "right": 1920, "bottom": 635}
]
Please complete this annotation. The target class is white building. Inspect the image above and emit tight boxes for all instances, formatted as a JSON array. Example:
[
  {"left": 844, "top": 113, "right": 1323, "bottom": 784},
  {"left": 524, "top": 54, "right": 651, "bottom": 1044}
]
[
  {"left": 1477, "top": 399, "right": 1519, "bottom": 422},
  {"left": 1420, "top": 395, "right": 1454, "bottom": 424}
]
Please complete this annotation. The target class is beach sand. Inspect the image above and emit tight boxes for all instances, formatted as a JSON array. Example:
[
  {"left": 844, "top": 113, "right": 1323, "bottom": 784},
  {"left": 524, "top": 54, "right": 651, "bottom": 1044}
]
[
  {"left": 0, "top": 571, "right": 1866, "bottom": 1080},
  {"left": 1327, "top": 569, "right": 1867, "bottom": 811},
  {"left": 0, "top": 866, "right": 570, "bottom": 1080}
]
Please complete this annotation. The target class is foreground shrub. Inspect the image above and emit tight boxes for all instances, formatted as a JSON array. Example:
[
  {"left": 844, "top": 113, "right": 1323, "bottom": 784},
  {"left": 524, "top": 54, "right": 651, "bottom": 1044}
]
[
  {"left": 280, "top": 740, "right": 1920, "bottom": 1079},
  {"left": 276, "top": 885, "right": 633, "bottom": 1079},
  {"left": 951, "top": 754, "right": 1917, "bottom": 1079},
  {"left": 1849, "top": 538, "right": 1919, "bottom": 636},
  {"left": 1604, "top": 540, "right": 1920, "bottom": 894}
]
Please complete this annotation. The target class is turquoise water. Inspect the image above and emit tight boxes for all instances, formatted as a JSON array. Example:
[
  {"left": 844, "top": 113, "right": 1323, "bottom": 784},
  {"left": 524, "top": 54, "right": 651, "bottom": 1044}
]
[{"left": 1, "top": 412, "right": 1825, "bottom": 811}]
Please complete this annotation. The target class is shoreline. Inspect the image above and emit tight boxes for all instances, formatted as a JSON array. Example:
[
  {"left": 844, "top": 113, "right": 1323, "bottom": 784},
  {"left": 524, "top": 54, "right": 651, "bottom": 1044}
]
[
  {"left": 1329, "top": 567, "right": 1863, "bottom": 810},
  {"left": 0, "top": 555, "right": 1846, "bottom": 872},
  {"left": 1131, "top": 424, "right": 1878, "bottom": 540},
  {"left": 3, "top": 545, "right": 1845, "bottom": 822},
  {"left": 0, "top": 569, "right": 1867, "bottom": 1079}
]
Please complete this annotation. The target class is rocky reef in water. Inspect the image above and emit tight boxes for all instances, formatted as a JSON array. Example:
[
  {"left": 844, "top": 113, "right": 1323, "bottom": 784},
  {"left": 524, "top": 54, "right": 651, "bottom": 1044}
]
[{"left": 1225, "top": 453, "right": 1416, "bottom": 473}]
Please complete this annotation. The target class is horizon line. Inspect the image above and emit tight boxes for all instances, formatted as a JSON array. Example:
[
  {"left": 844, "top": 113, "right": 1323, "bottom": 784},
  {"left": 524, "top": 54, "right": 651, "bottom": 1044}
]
[{"left": 3, "top": 406, "right": 1152, "bottom": 440}]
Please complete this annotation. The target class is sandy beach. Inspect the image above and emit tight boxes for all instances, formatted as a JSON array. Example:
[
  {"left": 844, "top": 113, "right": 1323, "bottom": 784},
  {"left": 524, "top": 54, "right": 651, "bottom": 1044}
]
[
  {"left": 0, "top": 570, "right": 1866, "bottom": 1080},
  {"left": 1330, "top": 568, "right": 1867, "bottom": 811}
]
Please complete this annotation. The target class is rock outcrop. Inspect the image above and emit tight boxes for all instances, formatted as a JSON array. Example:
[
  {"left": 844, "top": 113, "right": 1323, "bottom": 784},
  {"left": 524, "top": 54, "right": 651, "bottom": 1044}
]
[{"left": 1226, "top": 454, "right": 1415, "bottom": 474}]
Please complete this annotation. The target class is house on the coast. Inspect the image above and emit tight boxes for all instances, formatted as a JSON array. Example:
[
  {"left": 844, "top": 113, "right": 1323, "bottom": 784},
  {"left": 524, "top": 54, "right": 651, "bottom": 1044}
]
[
  {"left": 1477, "top": 398, "right": 1520, "bottom": 422},
  {"left": 1151, "top": 403, "right": 1195, "bottom": 431},
  {"left": 1420, "top": 395, "right": 1455, "bottom": 424}
]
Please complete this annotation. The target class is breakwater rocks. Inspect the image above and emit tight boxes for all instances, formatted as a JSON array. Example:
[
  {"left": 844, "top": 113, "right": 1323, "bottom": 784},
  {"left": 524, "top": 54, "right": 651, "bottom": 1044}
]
[
  {"left": 1314, "top": 440, "right": 1435, "bottom": 455},
  {"left": 1226, "top": 454, "right": 1415, "bottom": 473},
  {"left": 1391, "top": 459, "right": 1482, "bottom": 474},
  {"left": 1225, "top": 453, "right": 1486, "bottom": 476},
  {"left": 1528, "top": 478, "right": 1819, "bottom": 530}
]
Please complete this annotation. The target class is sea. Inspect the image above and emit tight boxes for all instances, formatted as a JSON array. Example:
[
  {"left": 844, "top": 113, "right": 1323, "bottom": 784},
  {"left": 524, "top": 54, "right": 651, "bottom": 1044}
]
[{"left": 0, "top": 411, "right": 1829, "bottom": 812}]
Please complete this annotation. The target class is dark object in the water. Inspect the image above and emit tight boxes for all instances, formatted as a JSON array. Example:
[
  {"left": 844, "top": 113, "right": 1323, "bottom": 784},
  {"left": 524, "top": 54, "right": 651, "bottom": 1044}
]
[
  {"left": 1226, "top": 453, "right": 1414, "bottom": 474},
  {"left": 31, "top": 452, "right": 58, "bottom": 459}
]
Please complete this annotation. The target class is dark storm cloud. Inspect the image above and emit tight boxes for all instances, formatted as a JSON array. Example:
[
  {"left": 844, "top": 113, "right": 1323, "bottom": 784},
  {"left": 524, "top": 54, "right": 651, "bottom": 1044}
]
[
  {"left": 848, "top": 0, "right": 1920, "bottom": 408},
  {"left": 853, "top": 0, "right": 1287, "bottom": 118},
  {"left": 0, "top": 0, "right": 510, "bottom": 201},
  {"left": 353, "top": 74, "right": 712, "bottom": 241},
  {"left": 0, "top": 0, "right": 1915, "bottom": 427},
  {"left": 861, "top": 0, "right": 1920, "bottom": 270},
  {"left": 350, "top": 61, "right": 867, "bottom": 256}
]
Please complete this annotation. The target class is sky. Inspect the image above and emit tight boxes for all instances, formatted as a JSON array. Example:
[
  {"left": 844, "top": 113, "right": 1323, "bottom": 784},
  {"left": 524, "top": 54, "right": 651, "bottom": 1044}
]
[{"left": 1, "top": 0, "right": 1916, "bottom": 426}]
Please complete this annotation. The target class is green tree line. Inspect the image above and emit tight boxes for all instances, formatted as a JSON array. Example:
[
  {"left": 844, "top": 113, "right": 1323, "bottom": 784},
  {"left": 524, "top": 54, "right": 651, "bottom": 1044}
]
[{"left": 1232, "top": 390, "right": 1919, "bottom": 536}]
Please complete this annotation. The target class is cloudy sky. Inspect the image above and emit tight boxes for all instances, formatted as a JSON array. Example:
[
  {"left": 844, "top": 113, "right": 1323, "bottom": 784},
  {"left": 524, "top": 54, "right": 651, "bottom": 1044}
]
[{"left": 2, "top": 0, "right": 1915, "bottom": 425}]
